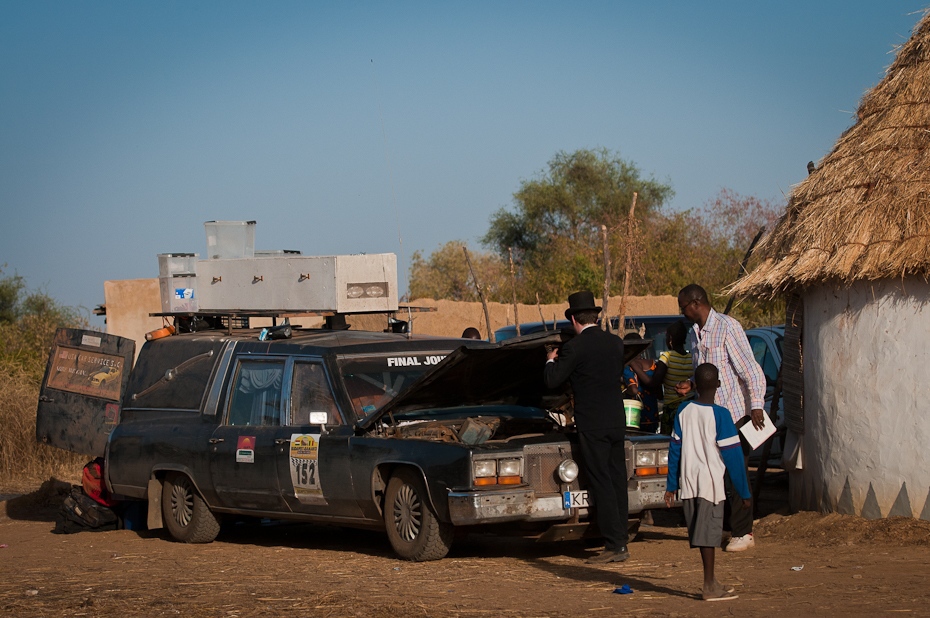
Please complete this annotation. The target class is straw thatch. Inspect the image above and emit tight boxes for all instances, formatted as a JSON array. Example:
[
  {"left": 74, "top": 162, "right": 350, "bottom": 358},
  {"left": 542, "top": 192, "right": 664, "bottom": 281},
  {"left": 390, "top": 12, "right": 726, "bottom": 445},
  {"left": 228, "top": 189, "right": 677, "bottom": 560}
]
[{"left": 731, "top": 10, "right": 930, "bottom": 299}]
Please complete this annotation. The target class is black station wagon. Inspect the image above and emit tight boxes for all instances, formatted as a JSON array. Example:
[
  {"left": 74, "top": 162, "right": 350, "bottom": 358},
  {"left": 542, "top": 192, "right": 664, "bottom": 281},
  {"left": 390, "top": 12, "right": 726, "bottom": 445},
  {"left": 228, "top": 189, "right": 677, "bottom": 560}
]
[{"left": 37, "top": 325, "right": 673, "bottom": 561}]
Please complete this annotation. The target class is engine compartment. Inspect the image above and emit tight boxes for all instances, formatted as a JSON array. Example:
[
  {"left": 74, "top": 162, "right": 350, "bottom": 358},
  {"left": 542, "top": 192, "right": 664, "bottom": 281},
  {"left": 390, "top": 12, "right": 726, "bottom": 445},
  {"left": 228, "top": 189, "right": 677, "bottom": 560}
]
[{"left": 381, "top": 413, "right": 562, "bottom": 445}]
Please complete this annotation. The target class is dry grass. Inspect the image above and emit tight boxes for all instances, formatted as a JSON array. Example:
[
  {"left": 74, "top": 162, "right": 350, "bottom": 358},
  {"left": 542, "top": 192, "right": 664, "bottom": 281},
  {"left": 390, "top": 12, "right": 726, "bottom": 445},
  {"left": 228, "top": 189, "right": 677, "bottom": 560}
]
[
  {"left": 0, "top": 364, "right": 85, "bottom": 490},
  {"left": 732, "top": 9, "right": 930, "bottom": 298}
]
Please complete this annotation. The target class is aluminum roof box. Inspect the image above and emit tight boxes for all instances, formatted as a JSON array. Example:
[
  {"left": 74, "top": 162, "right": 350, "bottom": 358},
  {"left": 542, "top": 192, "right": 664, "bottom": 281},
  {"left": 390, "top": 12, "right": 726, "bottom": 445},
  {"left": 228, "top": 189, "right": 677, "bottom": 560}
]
[{"left": 195, "top": 253, "right": 397, "bottom": 313}]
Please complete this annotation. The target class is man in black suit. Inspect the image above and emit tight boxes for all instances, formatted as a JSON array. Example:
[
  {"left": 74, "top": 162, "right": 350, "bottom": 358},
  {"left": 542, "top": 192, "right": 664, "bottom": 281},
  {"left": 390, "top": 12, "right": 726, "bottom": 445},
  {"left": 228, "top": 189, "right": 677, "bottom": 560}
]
[{"left": 544, "top": 291, "right": 629, "bottom": 563}]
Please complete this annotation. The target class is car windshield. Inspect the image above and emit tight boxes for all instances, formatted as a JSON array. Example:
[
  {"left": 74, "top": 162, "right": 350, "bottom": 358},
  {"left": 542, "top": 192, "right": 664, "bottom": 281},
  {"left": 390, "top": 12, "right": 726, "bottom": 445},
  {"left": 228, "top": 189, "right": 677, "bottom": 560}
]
[{"left": 337, "top": 351, "right": 452, "bottom": 417}]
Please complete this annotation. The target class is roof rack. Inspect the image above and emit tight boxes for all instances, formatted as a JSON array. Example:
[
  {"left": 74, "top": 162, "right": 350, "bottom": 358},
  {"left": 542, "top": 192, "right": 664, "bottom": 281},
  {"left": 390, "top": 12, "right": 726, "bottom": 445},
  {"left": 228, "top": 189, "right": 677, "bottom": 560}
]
[{"left": 150, "top": 306, "right": 436, "bottom": 336}]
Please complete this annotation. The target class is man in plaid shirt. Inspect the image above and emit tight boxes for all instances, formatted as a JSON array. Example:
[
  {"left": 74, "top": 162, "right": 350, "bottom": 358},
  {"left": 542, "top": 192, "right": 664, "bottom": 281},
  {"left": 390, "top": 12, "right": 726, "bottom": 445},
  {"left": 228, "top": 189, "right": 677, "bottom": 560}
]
[{"left": 675, "top": 284, "right": 767, "bottom": 553}]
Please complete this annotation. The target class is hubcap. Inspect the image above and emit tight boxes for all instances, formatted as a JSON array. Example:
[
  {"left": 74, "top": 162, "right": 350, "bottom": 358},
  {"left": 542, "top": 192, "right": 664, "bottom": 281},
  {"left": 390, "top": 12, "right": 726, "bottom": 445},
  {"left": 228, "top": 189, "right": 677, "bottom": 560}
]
[
  {"left": 392, "top": 483, "right": 422, "bottom": 541},
  {"left": 170, "top": 479, "right": 194, "bottom": 527}
]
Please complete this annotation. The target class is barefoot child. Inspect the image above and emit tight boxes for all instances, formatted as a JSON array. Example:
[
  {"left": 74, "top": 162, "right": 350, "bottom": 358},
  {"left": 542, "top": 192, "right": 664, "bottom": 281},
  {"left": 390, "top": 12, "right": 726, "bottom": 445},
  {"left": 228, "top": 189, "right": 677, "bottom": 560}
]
[{"left": 664, "top": 363, "right": 751, "bottom": 601}]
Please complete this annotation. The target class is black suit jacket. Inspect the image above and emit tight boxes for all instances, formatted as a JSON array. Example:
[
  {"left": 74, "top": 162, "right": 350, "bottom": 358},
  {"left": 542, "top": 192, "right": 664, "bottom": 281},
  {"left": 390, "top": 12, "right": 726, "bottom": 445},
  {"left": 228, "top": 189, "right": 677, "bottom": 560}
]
[{"left": 544, "top": 325, "right": 626, "bottom": 433}]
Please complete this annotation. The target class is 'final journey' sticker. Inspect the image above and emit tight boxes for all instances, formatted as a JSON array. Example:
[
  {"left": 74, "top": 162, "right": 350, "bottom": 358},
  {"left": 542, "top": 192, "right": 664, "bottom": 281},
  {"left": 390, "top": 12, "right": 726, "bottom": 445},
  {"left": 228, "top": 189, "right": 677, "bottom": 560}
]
[
  {"left": 289, "top": 433, "right": 327, "bottom": 505},
  {"left": 236, "top": 436, "right": 256, "bottom": 463}
]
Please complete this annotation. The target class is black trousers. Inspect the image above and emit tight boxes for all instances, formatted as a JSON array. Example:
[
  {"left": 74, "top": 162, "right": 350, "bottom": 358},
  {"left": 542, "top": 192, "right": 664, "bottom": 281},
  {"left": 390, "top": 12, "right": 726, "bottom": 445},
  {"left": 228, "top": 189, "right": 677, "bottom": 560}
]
[
  {"left": 579, "top": 426, "right": 629, "bottom": 551},
  {"left": 723, "top": 452, "right": 753, "bottom": 538}
]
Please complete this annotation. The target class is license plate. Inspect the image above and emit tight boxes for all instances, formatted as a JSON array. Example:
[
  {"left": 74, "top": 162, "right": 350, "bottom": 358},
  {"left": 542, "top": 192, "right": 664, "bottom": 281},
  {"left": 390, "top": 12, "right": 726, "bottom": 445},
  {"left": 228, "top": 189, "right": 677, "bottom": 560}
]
[
  {"left": 563, "top": 490, "right": 589, "bottom": 509},
  {"left": 640, "top": 490, "right": 667, "bottom": 506}
]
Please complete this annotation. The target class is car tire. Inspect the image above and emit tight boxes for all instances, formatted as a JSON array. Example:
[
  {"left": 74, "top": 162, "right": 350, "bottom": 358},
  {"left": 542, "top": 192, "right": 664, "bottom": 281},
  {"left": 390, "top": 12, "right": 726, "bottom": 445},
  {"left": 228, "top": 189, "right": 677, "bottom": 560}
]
[
  {"left": 162, "top": 473, "right": 220, "bottom": 544},
  {"left": 384, "top": 468, "right": 453, "bottom": 561}
]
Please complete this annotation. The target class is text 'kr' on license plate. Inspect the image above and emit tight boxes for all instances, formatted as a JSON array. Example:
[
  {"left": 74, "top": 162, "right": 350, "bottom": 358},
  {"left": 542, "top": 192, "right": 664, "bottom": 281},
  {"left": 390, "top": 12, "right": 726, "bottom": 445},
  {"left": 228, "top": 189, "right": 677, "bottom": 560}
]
[{"left": 563, "top": 490, "right": 589, "bottom": 509}]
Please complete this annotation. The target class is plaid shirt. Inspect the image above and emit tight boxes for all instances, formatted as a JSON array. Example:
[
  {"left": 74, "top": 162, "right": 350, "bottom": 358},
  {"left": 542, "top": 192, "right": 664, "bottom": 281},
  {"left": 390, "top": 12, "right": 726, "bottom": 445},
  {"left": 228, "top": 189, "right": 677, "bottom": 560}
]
[{"left": 687, "top": 309, "right": 767, "bottom": 423}]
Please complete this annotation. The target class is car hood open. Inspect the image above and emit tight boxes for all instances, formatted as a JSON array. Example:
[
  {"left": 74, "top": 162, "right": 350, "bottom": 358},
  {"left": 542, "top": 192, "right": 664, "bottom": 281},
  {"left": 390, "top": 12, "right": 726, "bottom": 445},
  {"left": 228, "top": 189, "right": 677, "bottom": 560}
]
[{"left": 356, "top": 330, "right": 651, "bottom": 430}]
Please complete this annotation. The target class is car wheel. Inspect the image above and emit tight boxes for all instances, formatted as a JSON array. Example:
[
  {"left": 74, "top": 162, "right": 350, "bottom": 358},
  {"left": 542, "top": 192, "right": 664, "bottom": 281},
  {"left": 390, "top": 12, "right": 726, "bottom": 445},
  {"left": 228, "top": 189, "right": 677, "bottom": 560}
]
[
  {"left": 384, "top": 468, "right": 453, "bottom": 561},
  {"left": 162, "top": 473, "right": 220, "bottom": 544}
]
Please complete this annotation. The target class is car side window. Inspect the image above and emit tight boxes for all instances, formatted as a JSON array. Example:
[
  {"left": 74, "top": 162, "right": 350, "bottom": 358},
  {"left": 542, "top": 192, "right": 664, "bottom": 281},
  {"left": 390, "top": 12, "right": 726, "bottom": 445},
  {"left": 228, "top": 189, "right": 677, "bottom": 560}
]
[
  {"left": 290, "top": 362, "right": 340, "bottom": 426},
  {"left": 748, "top": 336, "right": 778, "bottom": 385},
  {"left": 227, "top": 359, "right": 285, "bottom": 426}
]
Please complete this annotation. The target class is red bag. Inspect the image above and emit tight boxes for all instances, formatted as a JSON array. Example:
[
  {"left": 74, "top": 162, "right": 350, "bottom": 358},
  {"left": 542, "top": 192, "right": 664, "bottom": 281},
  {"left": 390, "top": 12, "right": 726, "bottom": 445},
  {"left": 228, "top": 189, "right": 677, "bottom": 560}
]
[{"left": 82, "top": 457, "right": 118, "bottom": 507}]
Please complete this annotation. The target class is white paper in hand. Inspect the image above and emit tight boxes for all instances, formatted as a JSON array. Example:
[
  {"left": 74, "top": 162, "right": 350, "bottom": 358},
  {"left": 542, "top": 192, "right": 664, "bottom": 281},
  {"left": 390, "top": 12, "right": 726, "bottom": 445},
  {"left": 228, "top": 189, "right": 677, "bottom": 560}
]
[{"left": 738, "top": 415, "right": 776, "bottom": 450}]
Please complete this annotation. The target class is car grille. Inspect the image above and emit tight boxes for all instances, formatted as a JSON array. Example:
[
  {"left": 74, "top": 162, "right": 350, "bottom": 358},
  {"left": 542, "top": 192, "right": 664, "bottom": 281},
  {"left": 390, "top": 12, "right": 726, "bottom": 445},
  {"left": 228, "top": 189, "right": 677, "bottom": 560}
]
[{"left": 523, "top": 443, "right": 579, "bottom": 494}]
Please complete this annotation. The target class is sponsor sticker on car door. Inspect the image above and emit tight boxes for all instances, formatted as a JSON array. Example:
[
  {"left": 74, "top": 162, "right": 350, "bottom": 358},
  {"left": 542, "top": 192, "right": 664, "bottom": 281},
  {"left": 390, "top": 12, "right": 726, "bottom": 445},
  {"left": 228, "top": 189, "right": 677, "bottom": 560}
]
[{"left": 289, "top": 433, "right": 327, "bottom": 505}]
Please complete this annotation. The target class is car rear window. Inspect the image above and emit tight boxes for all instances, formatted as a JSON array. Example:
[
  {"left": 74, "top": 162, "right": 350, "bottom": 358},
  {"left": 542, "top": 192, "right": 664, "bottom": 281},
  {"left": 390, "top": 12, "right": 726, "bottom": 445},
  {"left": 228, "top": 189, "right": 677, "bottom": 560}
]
[{"left": 125, "top": 338, "right": 226, "bottom": 411}]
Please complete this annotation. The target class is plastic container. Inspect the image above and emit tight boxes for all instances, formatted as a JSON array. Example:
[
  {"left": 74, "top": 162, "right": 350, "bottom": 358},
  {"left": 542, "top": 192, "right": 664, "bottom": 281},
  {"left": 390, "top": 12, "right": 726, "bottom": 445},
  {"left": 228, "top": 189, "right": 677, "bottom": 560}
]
[
  {"left": 157, "top": 253, "right": 198, "bottom": 277},
  {"left": 159, "top": 274, "right": 198, "bottom": 313},
  {"left": 204, "top": 220, "right": 256, "bottom": 259},
  {"left": 623, "top": 399, "right": 642, "bottom": 429}
]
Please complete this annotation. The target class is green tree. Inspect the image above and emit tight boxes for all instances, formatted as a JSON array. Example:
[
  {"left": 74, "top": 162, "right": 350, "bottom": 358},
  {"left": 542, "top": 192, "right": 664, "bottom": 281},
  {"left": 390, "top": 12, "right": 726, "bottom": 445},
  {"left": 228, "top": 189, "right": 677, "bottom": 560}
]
[
  {"left": 408, "top": 241, "right": 509, "bottom": 302},
  {"left": 0, "top": 267, "right": 88, "bottom": 378},
  {"left": 0, "top": 270, "right": 26, "bottom": 324},
  {"left": 637, "top": 189, "right": 784, "bottom": 327},
  {"left": 482, "top": 148, "right": 674, "bottom": 302}
]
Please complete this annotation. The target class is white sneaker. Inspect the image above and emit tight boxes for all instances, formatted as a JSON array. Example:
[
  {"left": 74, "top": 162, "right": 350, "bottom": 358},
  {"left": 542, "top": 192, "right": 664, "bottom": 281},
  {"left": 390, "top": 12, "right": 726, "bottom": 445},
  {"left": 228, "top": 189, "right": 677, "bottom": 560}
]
[{"left": 725, "top": 533, "right": 755, "bottom": 552}]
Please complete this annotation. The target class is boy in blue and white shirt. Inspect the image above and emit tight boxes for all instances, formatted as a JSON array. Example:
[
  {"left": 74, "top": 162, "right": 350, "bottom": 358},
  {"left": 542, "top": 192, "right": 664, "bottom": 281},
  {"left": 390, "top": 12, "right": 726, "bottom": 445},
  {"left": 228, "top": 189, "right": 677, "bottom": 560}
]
[{"left": 664, "top": 362, "right": 751, "bottom": 602}]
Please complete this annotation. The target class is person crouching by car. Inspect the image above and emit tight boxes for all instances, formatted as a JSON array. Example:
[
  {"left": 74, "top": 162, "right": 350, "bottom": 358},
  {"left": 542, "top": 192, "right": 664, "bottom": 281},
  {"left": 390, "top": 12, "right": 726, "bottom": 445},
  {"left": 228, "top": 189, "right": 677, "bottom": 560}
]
[{"left": 544, "top": 291, "right": 630, "bottom": 564}]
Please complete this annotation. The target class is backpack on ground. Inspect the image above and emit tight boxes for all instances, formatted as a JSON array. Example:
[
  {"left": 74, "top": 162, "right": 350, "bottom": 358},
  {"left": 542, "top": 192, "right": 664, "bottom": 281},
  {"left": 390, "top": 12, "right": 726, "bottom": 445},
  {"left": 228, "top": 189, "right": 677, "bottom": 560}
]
[
  {"left": 53, "top": 486, "right": 120, "bottom": 534},
  {"left": 82, "top": 457, "right": 117, "bottom": 507}
]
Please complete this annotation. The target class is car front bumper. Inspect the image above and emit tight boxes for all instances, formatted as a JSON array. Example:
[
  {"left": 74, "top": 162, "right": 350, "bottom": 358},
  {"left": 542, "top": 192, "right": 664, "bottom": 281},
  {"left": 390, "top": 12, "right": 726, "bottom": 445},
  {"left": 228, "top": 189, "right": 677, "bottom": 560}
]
[
  {"left": 447, "top": 477, "right": 673, "bottom": 526},
  {"left": 447, "top": 489, "right": 569, "bottom": 525}
]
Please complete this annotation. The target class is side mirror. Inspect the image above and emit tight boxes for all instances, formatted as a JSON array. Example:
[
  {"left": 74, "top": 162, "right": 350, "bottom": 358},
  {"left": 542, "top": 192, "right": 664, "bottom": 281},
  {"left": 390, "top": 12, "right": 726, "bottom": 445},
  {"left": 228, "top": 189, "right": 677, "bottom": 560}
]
[{"left": 309, "top": 411, "right": 328, "bottom": 434}]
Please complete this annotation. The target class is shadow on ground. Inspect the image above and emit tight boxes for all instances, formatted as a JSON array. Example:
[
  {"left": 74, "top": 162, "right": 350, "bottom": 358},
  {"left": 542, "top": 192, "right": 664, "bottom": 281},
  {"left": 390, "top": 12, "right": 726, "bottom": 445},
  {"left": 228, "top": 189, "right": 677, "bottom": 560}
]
[{"left": 0, "top": 478, "right": 71, "bottom": 522}]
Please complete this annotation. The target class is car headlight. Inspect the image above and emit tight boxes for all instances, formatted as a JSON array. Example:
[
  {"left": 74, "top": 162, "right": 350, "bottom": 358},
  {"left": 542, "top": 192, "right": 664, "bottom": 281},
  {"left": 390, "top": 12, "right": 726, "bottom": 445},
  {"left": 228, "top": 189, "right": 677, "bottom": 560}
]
[
  {"left": 635, "top": 450, "right": 656, "bottom": 467},
  {"left": 558, "top": 459, "right": 579, "bottom": 483},
  {"left": 657, "top": 450, "right": 669, "bottom": 466},
  {"left": 498, "top": 459, "right": 522, "bottom": 477},
  {"left": 474, "top": 460, "right": 496, "bottom": 478}
]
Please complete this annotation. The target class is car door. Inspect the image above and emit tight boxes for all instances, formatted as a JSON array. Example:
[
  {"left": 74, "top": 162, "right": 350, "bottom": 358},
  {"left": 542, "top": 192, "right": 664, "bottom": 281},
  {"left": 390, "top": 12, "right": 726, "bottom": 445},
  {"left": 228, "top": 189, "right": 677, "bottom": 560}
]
[
  {"left": 747, "top": 332, "right": 782, "bottom": 399},
  {"left": 278, "top": 359, "right": 363, "bottom": 518},
  {"left": 36, "top": 328, "right": 135, "bottom": 456},
  {"left": 747, "top": 330, "right": 785, "bottom": 431},
  {"left": 209, "top": 356, "right": 290, "bottom": 512}
]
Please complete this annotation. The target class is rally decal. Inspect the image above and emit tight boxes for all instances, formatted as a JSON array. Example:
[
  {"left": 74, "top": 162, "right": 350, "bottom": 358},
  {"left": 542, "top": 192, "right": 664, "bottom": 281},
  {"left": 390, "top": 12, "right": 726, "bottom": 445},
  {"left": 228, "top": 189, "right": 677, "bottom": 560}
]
[
  {"left": 385, "top": 354, "right": 446, "bottom": 367},
  {"left": 288, "top": 433, "right": 327, "bottom": 505},
  {"left": 236, "top": 435, "right": 256, "bottom": 463}
]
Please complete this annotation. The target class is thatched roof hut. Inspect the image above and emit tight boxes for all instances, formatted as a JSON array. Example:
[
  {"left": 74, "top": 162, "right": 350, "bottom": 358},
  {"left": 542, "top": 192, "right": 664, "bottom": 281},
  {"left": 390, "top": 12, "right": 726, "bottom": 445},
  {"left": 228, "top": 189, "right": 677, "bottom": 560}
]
[
  {"left": 732, "top": 10, "right": 930, "bottom": 298},
  {"left": 732, "top": 11, "right": 930, "bottom": 520}
]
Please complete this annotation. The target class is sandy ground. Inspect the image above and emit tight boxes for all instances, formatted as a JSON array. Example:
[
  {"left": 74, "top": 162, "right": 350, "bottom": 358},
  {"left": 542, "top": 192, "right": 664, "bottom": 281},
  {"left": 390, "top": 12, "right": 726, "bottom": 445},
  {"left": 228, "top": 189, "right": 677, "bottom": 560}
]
[{"left": 2, "top": 472, "right": 930, "bottom": 617}]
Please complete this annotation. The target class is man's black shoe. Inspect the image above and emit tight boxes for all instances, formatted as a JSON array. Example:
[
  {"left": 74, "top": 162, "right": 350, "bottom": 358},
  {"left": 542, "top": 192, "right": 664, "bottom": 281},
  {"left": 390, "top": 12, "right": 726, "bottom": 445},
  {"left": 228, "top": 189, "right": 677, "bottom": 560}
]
[{"left": 585, "top": 547, "right": 630, "bottom": 564}]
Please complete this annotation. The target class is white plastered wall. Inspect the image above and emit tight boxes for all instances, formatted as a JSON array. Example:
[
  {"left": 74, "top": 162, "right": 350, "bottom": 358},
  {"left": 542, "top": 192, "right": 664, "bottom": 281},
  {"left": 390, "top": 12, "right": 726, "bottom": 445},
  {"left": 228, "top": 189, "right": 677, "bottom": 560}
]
[{"left": 800, "top": 278, "right": 930, "bottom": 519}]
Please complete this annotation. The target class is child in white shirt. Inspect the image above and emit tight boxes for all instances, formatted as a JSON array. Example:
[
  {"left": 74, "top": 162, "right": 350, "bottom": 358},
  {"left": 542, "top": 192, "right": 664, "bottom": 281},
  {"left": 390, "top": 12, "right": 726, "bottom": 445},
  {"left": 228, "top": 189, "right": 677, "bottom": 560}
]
[{"left": 664, "top": 362, "right": 751, "bottom": 601}]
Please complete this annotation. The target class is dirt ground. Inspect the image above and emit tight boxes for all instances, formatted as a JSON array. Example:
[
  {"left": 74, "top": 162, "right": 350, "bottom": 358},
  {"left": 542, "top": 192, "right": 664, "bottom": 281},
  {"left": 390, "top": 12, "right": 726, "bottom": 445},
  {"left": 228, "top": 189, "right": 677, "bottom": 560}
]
[{"left": 3, "top": 472, "right": 930, "bottom": 617}]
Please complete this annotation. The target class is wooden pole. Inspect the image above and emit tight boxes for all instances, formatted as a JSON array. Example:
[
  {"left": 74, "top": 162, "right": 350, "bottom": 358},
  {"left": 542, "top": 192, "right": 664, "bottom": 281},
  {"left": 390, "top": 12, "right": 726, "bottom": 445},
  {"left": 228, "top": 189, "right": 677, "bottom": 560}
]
[
  {"left": 617, "top": 192, "right": 638, "bottom": 331},
  {"left": 536, "top": 292, "right": 547, "bottom": 331},
  {"left": 463, "top": 246, "right": 494, "bottom": 343},
  {"left": 601, "top": 224, "right": 611, "bottom": 332},
  {"left": 509, "top": 247, "right": 521, "bottom": 336}
]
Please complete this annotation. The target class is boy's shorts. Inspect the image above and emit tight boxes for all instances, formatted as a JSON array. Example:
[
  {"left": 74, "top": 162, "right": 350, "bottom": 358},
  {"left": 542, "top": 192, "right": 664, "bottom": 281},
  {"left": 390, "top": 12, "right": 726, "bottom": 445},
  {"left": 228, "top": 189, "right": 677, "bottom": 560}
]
[{"left": 682, "top": 497, "right": 724, "bottom": 548}]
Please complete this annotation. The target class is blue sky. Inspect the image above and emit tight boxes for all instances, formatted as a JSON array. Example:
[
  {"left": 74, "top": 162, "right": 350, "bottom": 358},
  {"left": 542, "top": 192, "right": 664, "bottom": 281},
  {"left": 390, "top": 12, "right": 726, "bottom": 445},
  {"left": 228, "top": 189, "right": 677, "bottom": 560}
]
[{"left": 1, "top": 2, "right": 926, "bottom": 326}]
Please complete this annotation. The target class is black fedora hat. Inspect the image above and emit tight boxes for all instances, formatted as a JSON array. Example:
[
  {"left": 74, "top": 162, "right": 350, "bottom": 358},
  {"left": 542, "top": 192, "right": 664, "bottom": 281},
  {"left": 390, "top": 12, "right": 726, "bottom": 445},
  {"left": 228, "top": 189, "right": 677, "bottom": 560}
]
[{"left": 564, "top": 290, "right": 601, "bottom": 319}]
